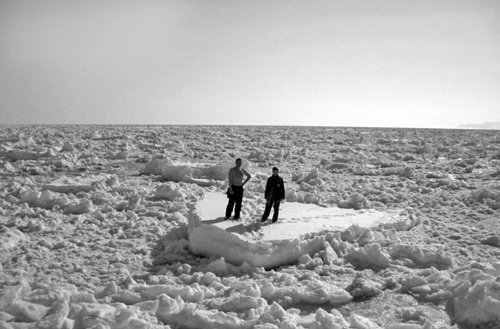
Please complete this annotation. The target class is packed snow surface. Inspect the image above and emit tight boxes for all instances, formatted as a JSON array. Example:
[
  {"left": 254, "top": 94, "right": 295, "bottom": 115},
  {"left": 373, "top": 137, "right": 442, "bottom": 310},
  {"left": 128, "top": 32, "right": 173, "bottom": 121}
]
[
  {"left": 198, "top": 191, "right": 404, "bottom": 241},
  {"left": 1, "top": 125, "right": 500, "bottom": 329}
]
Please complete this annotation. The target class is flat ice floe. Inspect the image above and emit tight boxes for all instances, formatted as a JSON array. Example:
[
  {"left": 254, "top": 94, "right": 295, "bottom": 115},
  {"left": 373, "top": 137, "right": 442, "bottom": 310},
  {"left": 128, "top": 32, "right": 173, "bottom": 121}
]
[
  {"left": 198, "top": 191, "right": 403, "bottom": 241},
  {"left": 190, "top": 192, "right": 405, "bottom": 269}
]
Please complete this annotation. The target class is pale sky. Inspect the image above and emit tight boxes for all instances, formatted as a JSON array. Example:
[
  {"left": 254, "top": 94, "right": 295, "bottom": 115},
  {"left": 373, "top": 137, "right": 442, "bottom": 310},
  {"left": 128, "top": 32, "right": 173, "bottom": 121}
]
[{"left": 1, "top": 0, "right": 499, "bottom": 128}]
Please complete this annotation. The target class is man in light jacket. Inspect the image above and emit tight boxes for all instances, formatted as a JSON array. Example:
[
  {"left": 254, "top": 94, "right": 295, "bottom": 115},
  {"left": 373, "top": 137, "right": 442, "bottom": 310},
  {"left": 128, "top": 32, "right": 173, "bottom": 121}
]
[{"left": 225, "top": 158, "right": 251, "bottom": 220}]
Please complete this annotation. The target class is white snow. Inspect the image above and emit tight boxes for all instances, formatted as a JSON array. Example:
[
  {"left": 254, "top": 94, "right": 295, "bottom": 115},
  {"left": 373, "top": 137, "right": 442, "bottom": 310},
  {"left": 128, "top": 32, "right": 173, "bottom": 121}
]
[
  {"left": 198, "top": 191, "right": 404, "bottom": 241},
  {"left": 42, "top": 175, "right": 112, "bottom": 194},
  {"left": 1, "top": 125, "right": 500, "bottom": 329}
]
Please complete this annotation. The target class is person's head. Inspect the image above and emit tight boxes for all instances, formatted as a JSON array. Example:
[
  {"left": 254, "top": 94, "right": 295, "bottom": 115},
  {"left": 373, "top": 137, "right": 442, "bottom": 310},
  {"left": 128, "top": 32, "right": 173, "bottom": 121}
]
[
  {"left": 235, "top": 158, "right": 242, "bottom": 167},
  {"left": 272, "top": 167, "right": 279, "bottom": 176}
]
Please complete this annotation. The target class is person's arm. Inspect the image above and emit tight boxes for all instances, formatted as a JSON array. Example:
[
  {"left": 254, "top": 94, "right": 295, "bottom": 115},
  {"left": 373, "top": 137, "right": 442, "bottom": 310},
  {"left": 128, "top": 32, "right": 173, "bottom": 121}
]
[
  {"left": 228, "top": 169, "right": 234, "bottom": 193},
  {"left": 241, "top": 169, "right": 251, "bottom": 186},
  {"left": 280, "top": 177, "right": 285, "bottom": 200},
  {"left": 264, "top": 177, "right": 271, "bottom": 199}
]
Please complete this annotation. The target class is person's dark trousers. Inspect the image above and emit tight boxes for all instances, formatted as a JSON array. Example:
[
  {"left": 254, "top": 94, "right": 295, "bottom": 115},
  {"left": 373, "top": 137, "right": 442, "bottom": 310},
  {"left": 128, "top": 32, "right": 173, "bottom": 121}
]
[
  {"left": 262, "top": 199, "right": 281, "bottom": 222},
  {"left": 226, "top": 185, "right": 243, "bottom": 219}
]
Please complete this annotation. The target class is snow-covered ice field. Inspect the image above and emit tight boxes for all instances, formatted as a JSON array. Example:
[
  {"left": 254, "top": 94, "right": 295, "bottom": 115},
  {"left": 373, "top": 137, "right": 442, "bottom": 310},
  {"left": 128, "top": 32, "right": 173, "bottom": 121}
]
[{"left": 1, "top": 125, "right": 500, "bottom": 329}]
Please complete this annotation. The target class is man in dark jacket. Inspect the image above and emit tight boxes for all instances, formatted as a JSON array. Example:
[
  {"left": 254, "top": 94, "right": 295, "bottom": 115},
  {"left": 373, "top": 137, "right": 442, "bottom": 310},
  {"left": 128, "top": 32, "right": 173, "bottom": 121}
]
[{"left": 261, "top": 167, "right": 285, "bottom": 223}]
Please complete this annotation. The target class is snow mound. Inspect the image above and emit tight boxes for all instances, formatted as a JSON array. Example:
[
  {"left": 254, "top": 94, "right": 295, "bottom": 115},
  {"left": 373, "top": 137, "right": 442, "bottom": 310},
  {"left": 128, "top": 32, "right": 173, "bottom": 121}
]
[
  {"left": 144, "top": 158, "right": 250, "bottom": 186},
  {"left": 42, "top": 175, "right": 115, "bottom": 194},
  {"left": 390, "top": 244, "right": 454, "bottom": 269},
  {"left": 339, "top": 193, "right": 372, "bottom": 210},
  {"left": 143, "top": 158, "right": 173, "bottom": 175},
  {"left": 260, "top": 276, "right": 353, "bottom": 305},
  {"left": 187, "top": 205, "right": 325, "bottom": 269},
  {"left": 471, "top": 187, "right": 500, "bottom": 210},
  {"left": 195, "top": 159, "right": 251, "bottom": 181},
  {"left": 154, "top": 182, "right": 204, "bottom": 202},
  {"left": 162, "top": 165, "right": 217, "bottom": 186},
  {"left": 447, "top": 263, "right": 500, "bottom": 327},
  {"left": 0, "top": 149, "right": 56, "bottom": 161},
  {"left": 345, "top": 243, "right": 391, "bottom": 270}
]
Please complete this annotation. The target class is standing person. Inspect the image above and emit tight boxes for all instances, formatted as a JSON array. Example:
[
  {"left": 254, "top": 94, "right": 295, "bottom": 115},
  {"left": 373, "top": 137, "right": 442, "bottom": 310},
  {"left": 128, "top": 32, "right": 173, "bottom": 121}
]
[
  {"left": 261, "top": 167, "right": 285, "bottom": 223},
  {"left": 225, "top": 158, "right": 251, "bottom": 220}
]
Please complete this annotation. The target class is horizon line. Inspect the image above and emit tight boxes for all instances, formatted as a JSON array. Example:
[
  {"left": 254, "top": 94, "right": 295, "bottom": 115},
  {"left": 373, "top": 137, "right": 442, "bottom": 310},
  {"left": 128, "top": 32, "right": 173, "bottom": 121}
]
[{"left": 1, "top": 123, "right": 499, "bottom": 131}]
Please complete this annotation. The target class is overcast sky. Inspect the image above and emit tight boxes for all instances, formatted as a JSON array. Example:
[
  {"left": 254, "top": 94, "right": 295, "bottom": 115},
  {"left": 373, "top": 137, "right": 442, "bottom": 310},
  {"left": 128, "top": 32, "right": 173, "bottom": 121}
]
[{"left": 1, "top": 0, "right": 499, "bottom": 128}]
